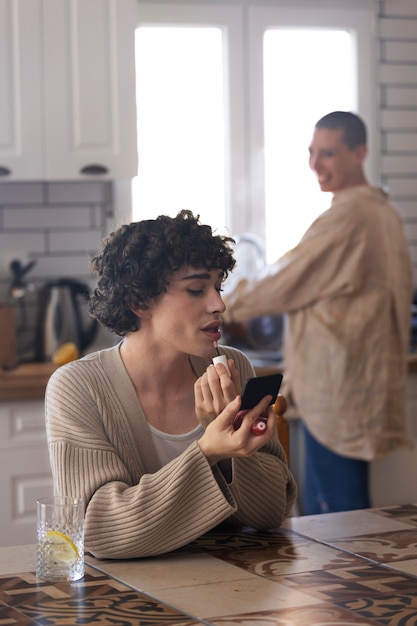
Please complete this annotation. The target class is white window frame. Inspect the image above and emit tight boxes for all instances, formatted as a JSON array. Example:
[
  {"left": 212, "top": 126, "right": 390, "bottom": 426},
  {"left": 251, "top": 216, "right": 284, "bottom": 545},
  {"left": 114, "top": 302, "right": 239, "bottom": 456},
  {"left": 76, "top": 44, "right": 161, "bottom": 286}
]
[
  {"left": 135, "top": 1, "right": 377, "bottom": 251},
  {"left": 136, "top": 3, "right": 245, "bottom": 234},
  {"left": 248, "top": 4, "right": 377, "bottom": 243}
]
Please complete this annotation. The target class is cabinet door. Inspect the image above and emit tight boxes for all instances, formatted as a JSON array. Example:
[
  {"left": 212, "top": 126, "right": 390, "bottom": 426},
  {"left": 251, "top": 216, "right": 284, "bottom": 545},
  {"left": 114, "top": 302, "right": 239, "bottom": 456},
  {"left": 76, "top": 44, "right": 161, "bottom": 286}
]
[
  {"left": 0, "top": 0, "right": 43, "bottom": 179},
  {"left": 0, "top": 448, "right": 53, "bottom": 546},
  {"left": 43, "top": 0, "right": 138, "bottom": 180},
  {"left": 370, "top": 371, "right": 417, "bottom": 507},
  {"left": 0, "top": 401, "right": 53, "bottom": 547}
]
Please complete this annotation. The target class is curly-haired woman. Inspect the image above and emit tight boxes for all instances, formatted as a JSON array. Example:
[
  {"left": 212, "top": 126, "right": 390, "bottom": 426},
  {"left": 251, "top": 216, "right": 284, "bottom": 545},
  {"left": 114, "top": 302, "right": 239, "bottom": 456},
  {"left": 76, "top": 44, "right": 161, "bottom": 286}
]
[{"left": 45, "top": 210, "right": 296, "bottom": 559}]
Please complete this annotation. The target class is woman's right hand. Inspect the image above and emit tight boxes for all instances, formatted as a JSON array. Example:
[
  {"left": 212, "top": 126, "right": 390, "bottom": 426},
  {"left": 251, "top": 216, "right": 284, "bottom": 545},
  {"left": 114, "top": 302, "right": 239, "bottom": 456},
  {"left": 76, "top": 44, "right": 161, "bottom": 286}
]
[
  {"left": 197, "top": 394, "right": 274, "bottom": 465},
  {"left": 194, "top": 359, "right": 241, "bottom": 428}
]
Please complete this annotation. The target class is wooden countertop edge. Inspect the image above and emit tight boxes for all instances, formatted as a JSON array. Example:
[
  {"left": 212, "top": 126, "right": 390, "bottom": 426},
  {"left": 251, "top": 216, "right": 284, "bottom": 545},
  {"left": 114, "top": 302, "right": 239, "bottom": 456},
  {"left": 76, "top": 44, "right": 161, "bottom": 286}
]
[
  {"left": 0, "top": 353, "right": 416, "bottom": 401},
  {"left": 256, "top": 352, "right": 417, "bottom": 375},
  {"left": 0, "top": 362, "right": 58, "bottom": 401}
]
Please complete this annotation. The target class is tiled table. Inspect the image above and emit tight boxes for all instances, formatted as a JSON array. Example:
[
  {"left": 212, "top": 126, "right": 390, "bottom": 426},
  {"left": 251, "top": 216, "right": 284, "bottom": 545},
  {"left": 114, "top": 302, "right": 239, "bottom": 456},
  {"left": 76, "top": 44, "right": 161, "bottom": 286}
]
[{"left": 1, "top": 504, "right": 417, "bottom": 625}]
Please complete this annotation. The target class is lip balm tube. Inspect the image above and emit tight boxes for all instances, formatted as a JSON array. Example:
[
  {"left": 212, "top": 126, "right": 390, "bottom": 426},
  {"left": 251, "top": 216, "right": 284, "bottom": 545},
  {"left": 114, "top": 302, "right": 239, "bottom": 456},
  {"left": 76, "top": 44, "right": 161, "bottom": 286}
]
[
  {"left": 212, "top": 341, "right": 231, "bottom": 376},
  {"left": 212, "top": 353, "right": 231, "bottom": 376}
]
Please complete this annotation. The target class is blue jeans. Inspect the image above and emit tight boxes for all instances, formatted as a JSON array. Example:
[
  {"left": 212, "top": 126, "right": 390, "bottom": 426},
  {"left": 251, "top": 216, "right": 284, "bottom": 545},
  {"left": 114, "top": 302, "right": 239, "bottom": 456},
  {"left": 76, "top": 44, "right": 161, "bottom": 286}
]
[{"left": 302, "top": 423, "right": 371, "bottom": 515}]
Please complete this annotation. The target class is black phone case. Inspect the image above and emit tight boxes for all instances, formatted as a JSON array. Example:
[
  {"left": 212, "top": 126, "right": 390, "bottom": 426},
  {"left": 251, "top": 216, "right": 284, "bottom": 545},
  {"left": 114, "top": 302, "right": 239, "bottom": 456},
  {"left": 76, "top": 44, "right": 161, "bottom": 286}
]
[{"left": 240, "top": 373, "right": 283, "bottom": 410}]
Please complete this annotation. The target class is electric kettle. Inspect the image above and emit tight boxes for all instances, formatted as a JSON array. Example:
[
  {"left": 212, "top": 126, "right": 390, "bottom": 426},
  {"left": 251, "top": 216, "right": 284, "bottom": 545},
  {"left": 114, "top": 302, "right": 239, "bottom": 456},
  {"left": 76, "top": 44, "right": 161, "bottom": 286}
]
[{"left": 35, "top": 278, "right": 99, "bottom": 361}]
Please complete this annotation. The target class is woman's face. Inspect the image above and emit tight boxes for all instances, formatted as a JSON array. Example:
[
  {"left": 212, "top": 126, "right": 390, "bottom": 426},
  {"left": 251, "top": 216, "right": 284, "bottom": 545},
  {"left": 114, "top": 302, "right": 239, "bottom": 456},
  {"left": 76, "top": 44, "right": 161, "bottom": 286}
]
[{"left": 139, "top": 266, "right": 226, "bottom": 358}]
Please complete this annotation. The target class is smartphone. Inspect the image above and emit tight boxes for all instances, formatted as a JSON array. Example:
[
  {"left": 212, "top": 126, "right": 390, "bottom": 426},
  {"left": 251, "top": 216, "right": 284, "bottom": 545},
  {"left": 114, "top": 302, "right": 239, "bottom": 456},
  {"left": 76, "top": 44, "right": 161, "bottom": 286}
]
[{"left": 240, "top": 373, "right": 283, "bottom": 410}]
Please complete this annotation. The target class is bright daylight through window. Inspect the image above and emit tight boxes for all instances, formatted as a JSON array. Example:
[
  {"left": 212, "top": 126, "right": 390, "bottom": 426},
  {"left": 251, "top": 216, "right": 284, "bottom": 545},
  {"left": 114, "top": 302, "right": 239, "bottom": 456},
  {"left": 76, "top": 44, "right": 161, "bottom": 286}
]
[
  {"left": 133, "top": 27, "right": 226, "bottom": 231},
  {"left": 133, "top": 25, "right": 355, "bottom": 262},
  {"left": 263, "top": 29, "right": 354, "bottom": 261}
]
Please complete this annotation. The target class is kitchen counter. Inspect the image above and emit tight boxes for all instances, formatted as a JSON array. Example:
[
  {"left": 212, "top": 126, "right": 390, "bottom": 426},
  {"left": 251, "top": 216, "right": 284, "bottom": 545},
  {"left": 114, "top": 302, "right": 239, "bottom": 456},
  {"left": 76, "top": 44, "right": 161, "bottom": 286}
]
[
  {"left": 0, "top": 362, "right": 57, "bottom": 400},
  {"left": 1, "top": 352, "right": 416, "bottom": 401},
  {"left": 248, "top": 351, "right": 417, "bottom": 377},
  {"left": 1, "top": 503, "right": 417, "bottom": 624}
]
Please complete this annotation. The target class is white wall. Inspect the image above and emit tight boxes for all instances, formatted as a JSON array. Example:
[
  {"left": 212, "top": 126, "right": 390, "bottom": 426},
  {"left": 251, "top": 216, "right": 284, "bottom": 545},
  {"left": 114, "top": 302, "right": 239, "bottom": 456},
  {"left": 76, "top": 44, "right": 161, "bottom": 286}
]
[{"left": 378, "top": 0, "right": 417, "bottom": 285}]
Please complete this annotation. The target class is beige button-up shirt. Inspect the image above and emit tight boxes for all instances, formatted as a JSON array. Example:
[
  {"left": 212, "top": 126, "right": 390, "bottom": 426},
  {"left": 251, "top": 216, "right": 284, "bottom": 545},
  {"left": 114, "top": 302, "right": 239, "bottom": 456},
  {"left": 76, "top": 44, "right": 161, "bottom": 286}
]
[{"left": 224, "top": 185, "right": 413, "bottom": 460}]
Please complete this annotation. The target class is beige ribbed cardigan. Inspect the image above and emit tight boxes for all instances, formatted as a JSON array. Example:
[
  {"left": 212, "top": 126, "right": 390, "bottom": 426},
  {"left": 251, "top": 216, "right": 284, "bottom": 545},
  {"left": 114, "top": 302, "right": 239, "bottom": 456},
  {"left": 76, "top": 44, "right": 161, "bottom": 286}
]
[{"left": 45, "top": 344, "right": 297, "bottom": 559}]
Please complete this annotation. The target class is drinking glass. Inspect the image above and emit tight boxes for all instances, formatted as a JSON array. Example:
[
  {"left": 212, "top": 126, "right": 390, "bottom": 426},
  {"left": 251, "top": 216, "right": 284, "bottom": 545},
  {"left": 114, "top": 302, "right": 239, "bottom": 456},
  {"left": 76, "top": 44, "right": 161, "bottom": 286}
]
[{"left": 36, "top": 496, "right": 84, "bottom": 582}]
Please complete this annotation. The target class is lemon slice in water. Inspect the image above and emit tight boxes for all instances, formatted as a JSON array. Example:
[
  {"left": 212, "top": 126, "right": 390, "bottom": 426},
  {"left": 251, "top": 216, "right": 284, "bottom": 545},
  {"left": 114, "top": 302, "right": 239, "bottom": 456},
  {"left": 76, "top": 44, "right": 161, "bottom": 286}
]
[{"left": 45, "top": 530, "right": 79, "bottom": 563}]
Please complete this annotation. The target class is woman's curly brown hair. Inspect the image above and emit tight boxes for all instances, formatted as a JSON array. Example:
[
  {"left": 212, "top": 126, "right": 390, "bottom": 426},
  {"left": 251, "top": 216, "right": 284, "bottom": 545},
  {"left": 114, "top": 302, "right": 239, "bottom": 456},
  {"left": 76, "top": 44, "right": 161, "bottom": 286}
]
[{"left": 89, "top": 210, "right": 236, "bottom": 336}]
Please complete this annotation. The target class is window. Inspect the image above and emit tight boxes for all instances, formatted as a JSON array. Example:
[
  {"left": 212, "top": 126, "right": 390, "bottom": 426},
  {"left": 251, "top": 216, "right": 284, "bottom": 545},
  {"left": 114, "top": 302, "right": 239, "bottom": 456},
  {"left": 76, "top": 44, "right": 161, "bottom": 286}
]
[
  {"left": 133, "top": 26, "right": 226, "bottom": 231},
  {"left": 134, "top": 2, "right": 376, "bottom": 262},
  {"left": 263, "top": 28, "right": 354, "bottom": 260}
]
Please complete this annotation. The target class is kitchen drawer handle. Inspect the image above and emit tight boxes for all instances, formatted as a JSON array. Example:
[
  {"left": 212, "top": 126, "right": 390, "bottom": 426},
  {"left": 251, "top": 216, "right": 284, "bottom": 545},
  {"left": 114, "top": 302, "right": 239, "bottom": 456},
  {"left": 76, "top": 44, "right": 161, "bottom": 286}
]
[
  {"left": 0, "top": 166, "right": 11, "bottom": 176},
  {"left": 80, "top": 164, "right": 109, "bottom": 175}
]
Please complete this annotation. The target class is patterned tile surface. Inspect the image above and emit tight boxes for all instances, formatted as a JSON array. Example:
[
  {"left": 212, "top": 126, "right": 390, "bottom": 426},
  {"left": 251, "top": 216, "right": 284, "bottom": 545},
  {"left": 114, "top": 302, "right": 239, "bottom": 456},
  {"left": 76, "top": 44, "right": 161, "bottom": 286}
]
[
  {"left": 375, "top": 504, "right": 417, "bottom": 526},
  {"left": 283, "top": 506, "right": 417, "bottom": 540},
  {"left": 209, "top": 604, "right": 384, "bottom": 625},
  {"left": 326, "top": 529, "right": 417, "bottom": 565},
  {"left": 339, "top": 593, "right": 417, "bottom": 626},
  {"left": 0, "top": 566, "right": 203, "bottom": 625},
  {"left": 2, "top": 505, "right": 417, "bottom": 625}
]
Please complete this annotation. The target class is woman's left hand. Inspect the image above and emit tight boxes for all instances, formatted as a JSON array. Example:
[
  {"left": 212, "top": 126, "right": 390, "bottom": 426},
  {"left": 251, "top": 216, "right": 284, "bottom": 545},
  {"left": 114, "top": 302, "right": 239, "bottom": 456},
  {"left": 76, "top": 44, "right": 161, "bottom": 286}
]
[
  {"left": 194, "top": 359, "right": 241, "bottom": 428},
  {"left": 197, "top": 396, "right": 276, "bottom": 465}
]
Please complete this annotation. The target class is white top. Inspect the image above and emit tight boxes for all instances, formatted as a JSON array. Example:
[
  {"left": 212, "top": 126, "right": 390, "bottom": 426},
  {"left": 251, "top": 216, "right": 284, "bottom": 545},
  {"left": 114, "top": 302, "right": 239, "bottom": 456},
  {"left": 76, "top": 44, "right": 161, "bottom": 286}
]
[{"left": 148, "top": 423, "right": 204, "bottom": 465}]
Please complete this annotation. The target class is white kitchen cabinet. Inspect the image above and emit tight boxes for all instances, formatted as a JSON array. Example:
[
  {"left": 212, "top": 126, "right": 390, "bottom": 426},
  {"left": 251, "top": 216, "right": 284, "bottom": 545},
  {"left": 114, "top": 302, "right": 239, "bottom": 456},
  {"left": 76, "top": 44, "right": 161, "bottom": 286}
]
[
  {"left": 371, "top": 370, "right": 417, "bottom": 507},
  {"left": 0, "top": 0, "right": 44, "bottom": 179},
  {"left": 0, "top": 0, "right": 138, "bottom": 181},
  {"left": 0, "top": 400, "right": 53, "bottom": 547}
]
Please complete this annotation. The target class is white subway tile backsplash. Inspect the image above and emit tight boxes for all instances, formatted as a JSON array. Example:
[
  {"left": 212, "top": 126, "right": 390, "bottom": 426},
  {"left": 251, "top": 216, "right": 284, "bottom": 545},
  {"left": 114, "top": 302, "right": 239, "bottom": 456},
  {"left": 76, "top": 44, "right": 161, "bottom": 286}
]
[
  {"left": 381, "top": 109, "right": 417, "bottom": 129},
  {"left": 406, "top": 222, "right": 417, "bottom": 240},
  {"left": 380, "top": 4, "right": 417, "bottom": 269},
  {"left": 385, "top": 177, "right": 417, "bottom": 197},
  {"left": 382, "top": 0, "right": 417, "bottom": 18},
  {"left": 49, "top": 229, "right": 103, "bottom": 253},
  {"left": 91, "top": 204, "right": 107, "bottom": 227},
  {"left": 4, "top": 206, "right": 92, "bottom": 229},
  {"left": 380, "top": 63, "right": 417, "bottom": 84},
  {"left": 0, "top": 183, "right": 44, "bottom": 204},
  {"left": 47, "top": 182, "right": 110, "bottom": 204},
  {"left": 385, "top": 131, "right": 417, "bottom": 152},
  {"left": 0, "top": 182, "right": 110, "bottom": 294},
  {"left": 379, "top": 17, "right": 417, "bottom": 38},
  {"left": 382, "top": 154, "right": 417, "bottom": 174},
  {"left": 391, "top": 200, "right": 417, "bottom": 219},
  {"left": 383, "top": 40, "right": 417, "bottom": 63},
  {"left": 385, "top": 86, "right": 417, "bottom": 108},
  {"left": 0, "top": 232, "right": 45, "bottom": 257},
  {"left": 34, "top": 255, "right": 95, "bottom": 278}
]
